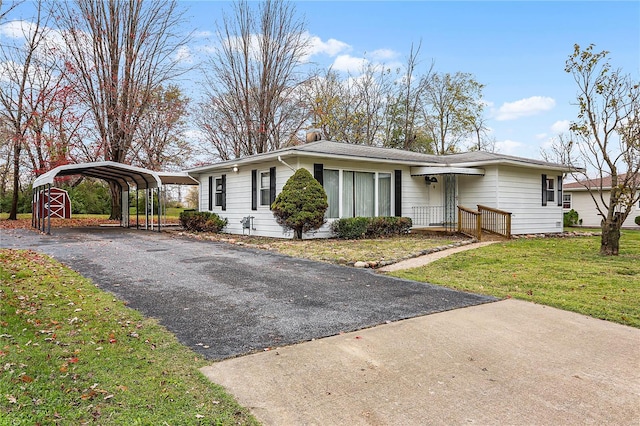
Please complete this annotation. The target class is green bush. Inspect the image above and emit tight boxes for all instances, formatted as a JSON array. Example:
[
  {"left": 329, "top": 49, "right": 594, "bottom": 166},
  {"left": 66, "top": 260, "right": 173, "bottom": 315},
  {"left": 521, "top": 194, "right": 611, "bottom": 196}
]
[
  {"left": 64, "top": 180, "right": 111, "bottom": 214},
  {"left": 563, "top": 209, "right": 580, "bottom": 227},
  {"left": 271, "top": 168, "right": 328, "bottom": 239},
  {"left": 330, "top": 217, "right": 370, "bottom": 239},
  {"left": 635, "top": 216, "right": 640, "bottom": 226},
  {"left": 179, "top": 210, "right": 227, "bottom": 232},
  {"left": 331, "top": 216, "right": 413, "bottom": 239}
]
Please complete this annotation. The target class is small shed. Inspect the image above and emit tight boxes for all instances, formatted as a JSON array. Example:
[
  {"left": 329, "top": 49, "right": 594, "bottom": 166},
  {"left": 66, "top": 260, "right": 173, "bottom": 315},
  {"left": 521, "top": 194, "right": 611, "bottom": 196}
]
[{"left": 33, "top": 187, "right": 71, "bottom": 219}]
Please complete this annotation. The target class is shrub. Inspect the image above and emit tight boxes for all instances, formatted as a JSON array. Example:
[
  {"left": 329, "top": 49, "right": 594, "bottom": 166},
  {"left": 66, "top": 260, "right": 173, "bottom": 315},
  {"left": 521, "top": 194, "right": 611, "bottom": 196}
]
[
  {"left": 635, "top": 216, "right": 640, "bottom": 226},
  {"left": 271, "top": 168, "right": 328, "bottom": 239},
  {"left": 179, "top": 210, "right": 227, "bottom": 232},
  {"left": 331, "top": 216, "right": 413, "bottom": 239},
  {"left": 330, "top": 217, "right": 370, "bottom": 239},
  {"left": 563, "top": 209, "right": 580, "bottom": 227}
]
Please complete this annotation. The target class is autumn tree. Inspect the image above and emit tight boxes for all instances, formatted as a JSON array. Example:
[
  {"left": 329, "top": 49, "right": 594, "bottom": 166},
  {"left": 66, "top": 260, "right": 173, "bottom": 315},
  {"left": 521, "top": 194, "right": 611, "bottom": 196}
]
[
  {"left": 0, "top": 0, "right": 51, "bottom": 219},
  {"left": 383, "top": 42, "right": 433, "bottom": 152},
  {"left": 422, "top": 72, "right": 485, "bottom": 154},
  {"left": 56, "top": 0, "right": 190, "bottom": 219},
  {"left": 128, "top": 85, "right": 191, "bottom": 171},
  {"left": 199, "top": 0, "right": 310, "bottom": 160},
  {"left": 553, "top": 44, "right": 639, "bottom": 255}
]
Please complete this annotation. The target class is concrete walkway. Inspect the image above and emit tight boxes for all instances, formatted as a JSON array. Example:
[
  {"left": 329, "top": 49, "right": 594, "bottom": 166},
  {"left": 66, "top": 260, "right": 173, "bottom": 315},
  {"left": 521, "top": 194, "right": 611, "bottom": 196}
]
[
  {"left": 202, "top": 299, "right": 640, "bottom": 425},
  {"left": 378, "top": 240, "right": 500, "bottom": 272}
]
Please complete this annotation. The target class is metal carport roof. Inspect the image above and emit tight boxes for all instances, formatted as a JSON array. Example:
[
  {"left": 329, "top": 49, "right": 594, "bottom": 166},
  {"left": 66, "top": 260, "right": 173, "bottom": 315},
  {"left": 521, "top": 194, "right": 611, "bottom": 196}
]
[{"left": 33, "top": 161, "right": 198, "bottom": 189}]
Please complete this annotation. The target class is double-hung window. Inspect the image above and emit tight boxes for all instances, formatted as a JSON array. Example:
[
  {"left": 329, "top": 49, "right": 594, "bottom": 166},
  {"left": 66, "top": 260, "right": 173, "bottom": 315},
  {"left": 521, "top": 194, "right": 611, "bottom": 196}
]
[
  {"left": 260, "top": 171, "right": 270, "bottom": 206},
  {"left": 546, "top": 178, "right": 555, "bottom": 203},
  {"left": 562, "top": 193, "right": 572, "bottom": 209},
  {"left": 215, "top": 178, "right": 223, "bottom": 207}
]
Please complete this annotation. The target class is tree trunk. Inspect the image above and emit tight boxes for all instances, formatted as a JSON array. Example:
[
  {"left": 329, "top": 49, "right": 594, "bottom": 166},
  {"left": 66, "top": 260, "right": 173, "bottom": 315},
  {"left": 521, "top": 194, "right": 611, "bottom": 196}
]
[
  {"left": 294, "top": 227, "right": 303, "bottom": 239},
  {"left": 109, "top": 181, "right": 122, "bottom": 221},
  {"left": 600, "top": 217, "right": 621, "bottom": 256},
  {"left": 8, "top": 142, "right": 21, "bottom": 220}
]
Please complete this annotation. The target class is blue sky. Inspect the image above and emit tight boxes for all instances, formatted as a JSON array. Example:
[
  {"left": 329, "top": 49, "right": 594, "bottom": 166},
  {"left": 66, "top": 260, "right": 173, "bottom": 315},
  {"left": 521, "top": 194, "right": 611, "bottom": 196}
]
[
  {"left": 183, "top": 0, "right": 640, "bottom": 160},
  {"left": 2, "top": 1, "right": 639, "bottom": 161}
]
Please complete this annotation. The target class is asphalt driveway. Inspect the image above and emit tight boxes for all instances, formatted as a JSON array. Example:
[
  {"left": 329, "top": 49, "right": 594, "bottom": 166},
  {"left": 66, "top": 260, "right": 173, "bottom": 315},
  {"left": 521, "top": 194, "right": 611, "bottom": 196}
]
[{"left": 0, "top": 227, "right": 495, "bottom": 360}]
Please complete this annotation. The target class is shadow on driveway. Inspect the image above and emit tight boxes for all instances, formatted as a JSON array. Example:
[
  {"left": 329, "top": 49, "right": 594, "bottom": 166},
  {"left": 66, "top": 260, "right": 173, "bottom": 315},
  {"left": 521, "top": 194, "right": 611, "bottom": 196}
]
[{"left": 1, "top": 227, "right": 496, "bottom": 360}]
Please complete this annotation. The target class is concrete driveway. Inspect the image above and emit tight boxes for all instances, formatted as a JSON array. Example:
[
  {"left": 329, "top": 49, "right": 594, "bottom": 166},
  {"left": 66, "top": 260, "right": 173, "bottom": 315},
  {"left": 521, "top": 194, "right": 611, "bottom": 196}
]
[{"left": 0, "top": 227, "right": 494, "bottom": 359}]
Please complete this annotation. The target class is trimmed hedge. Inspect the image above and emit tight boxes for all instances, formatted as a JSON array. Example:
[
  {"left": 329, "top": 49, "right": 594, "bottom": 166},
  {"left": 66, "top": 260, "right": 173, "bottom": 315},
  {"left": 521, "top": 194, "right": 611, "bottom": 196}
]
[
  {"left": 179, "top": 210, "right": 228, "bottom": 233},
  {"left": 635, "top": 216, "right": 640, "bottom": 226},
  {"left": 331, "top": 216, "right": 412, "bottom": 239}
]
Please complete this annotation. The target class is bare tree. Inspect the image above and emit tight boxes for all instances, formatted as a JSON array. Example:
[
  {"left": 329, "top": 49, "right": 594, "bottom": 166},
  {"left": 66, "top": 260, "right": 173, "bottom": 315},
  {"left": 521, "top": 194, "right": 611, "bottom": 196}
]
[
  {"left": 0, "top": 0, "right": 51, "bottom": 219},
  {"left": 555, "top": 44, "right": 639, "bottom": 255},
  {"left": 199, "top": 0, "right": 310, "bottom": 160},
  {"left": 56, "top": 0, "right": 190, "bottom": 219},
  {"left": 423, "top": 72, "right": 485, "bottom": 154}
]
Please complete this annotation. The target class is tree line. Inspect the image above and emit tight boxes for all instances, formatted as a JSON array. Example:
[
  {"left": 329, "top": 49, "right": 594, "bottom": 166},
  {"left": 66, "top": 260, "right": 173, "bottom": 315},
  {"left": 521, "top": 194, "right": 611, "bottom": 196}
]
[{"left": 0, "top": 0, "right": 489, "bottom": 219}]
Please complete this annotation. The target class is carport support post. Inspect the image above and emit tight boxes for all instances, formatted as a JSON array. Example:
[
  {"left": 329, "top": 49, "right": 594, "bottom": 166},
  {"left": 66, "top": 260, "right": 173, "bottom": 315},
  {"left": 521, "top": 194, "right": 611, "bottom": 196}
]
[
  {"left": 156, "top": 187, "right": 161, "bottom": 232},
  {"left": 46, "top": 183, "right": 51, "bottom": 235},
  {"left": 31, "top": 188, "right": 36, "bottom": 228},
  {"left": 135, "top": 188, "right": 140, "bottom": 229}
]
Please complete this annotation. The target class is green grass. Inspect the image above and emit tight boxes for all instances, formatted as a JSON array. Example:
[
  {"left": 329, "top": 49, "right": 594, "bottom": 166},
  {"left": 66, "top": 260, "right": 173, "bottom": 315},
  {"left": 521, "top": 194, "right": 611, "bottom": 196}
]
[
  {"left": 389, "top": 230, "right": 640, "bottom": 328},
  {"left": 0, "top": 249, "right": 258, "bottom": 425}
]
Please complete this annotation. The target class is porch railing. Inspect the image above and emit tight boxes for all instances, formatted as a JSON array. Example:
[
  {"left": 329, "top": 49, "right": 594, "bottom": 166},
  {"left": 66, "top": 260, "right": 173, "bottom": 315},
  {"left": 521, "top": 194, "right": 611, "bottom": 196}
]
[
  {"left": 478, "top": 205, "right": 512, "bottom": 239},
  {"left": 457, "top": 206, "right": 482, "bottom": 240},
  {"left": 457, "top": 205, "right": 512, "bottom": 240},
  {"left": 412, "top": 206, "right": 445, "bottom": 227}
]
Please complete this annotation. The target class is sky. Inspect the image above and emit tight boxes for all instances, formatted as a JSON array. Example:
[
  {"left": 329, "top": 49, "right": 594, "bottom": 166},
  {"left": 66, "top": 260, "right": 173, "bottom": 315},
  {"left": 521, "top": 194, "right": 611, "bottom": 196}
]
[
  {"left": 181, "top": 0, "right": 640, "bottom": 160},
  {"left": 2, "top": 1, "right": 639, "bottom": 162}
]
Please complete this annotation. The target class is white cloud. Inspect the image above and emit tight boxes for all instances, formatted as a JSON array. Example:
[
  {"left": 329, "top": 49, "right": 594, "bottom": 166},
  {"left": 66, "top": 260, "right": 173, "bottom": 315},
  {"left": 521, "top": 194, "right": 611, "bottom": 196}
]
[
  {"left": 332, "top": 54, "right": 368, "bottom": 73},
  {"left": 550, "top": 119, "right": 570, "bottom": 134},
  {"left": 495, "top": 96, "right": 556, "bottom": 121},
  {"left": 535, "top": 133, "right": 548, "bottom": 140},
  {"left": 305, "top": 33, "right": 351, "bottom": 57},
  {"left": 174, "top": 45, "right": 194, "bottom": 64},
  {"left": 494, "top": 139, "right": 525, "bottom": 155},
  {"left": 0, "top": 21, "right": 28, "bottom": 39},
  {"left": 193, "top": 30, "right": 213, "bottom": 38},
  {"left": 369, "top": 48, "right": 397, "bottom": 62}
]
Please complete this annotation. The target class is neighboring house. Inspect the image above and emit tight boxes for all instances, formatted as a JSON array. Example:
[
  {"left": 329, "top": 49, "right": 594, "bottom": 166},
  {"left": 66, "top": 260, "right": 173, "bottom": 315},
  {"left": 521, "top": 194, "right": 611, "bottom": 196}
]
[
  {"left": 563, "top": 174, "right": 640, "bottom": 228},
  {"left": 186, "top": 140, "right": 573, "bottom": 239}
]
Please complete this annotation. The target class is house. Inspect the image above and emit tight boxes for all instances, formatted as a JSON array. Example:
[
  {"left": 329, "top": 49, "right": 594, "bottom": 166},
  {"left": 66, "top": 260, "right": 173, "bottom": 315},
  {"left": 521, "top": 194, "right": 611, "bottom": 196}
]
[
  {"left": 186, "top": 140, "right": 574, "bottom": 239},
  {"left": 563, "top": 173, "right": 640, "bottom": 228}
]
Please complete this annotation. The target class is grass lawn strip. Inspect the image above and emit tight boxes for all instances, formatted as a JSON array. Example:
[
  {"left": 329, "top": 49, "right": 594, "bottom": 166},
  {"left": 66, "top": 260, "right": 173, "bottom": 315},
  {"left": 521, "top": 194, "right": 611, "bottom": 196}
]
[
  {"left": 0, "top": 249, "right": 258, "bottom": 425},
  {"left": 390, "top": 231, "right": 640, "bottom": 328}
]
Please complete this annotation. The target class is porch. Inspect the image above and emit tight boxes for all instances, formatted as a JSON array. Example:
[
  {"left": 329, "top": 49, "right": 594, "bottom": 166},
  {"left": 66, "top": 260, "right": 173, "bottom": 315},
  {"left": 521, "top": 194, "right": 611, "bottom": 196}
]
[{"left": 411, "top": 205, "right": 512, "bottom": 241}]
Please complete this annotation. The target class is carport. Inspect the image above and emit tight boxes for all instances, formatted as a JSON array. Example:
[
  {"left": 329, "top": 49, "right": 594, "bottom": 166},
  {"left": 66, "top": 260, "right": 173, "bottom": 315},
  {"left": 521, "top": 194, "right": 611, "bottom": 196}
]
[{"left": 31, "top": 161, "right": 198, "bottom": 234}]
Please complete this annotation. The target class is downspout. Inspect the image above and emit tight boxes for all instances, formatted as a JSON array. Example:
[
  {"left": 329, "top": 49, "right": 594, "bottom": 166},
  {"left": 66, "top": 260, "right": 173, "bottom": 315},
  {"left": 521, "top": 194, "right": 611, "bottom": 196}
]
[{"left": 278, "top": 156, "right": 296, "bottom": 172}]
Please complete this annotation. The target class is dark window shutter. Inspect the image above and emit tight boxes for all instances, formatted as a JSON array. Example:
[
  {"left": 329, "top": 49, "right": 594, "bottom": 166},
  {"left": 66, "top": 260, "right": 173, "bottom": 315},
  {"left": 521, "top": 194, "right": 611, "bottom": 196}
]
[
  {"left": 208, "top": 176, "right": 213, "bottom": 211},
  {"left": 314, "top": 163, "right": 324, "bottom": 185},
  {"left": 557, "top": 176, "right": 563, "bottom": 207},
  {"left": 251, "top": 170, "right": 257, "bottom": 211},
  {"left": 541, "top": 174, "right": 547, "bottom": 206},
  {"left": 394, "top": 169, "right": 402, "bottom": 217},
  {"left": 221, "top": 174, "right": 227, "bottom": 211},
  {"left": 269, "top": 166, "right": 276, "bottom": 208}
]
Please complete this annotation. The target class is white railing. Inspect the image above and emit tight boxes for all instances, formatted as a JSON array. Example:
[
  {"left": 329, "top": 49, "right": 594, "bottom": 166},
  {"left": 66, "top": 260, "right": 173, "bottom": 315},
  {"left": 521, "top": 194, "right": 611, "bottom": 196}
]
[{"left": 411, "top": 206, "right": 445, "bottom": 227}]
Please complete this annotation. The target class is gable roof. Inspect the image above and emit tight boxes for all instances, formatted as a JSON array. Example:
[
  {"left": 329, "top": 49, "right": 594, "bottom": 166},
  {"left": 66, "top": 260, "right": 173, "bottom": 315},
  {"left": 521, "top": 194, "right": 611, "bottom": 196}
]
[
  {"left": 187, "top": 140, "right": 572, "bottom": 173},
  {"left": 564, "top": 173, "right": 639, "bottom": 191}
]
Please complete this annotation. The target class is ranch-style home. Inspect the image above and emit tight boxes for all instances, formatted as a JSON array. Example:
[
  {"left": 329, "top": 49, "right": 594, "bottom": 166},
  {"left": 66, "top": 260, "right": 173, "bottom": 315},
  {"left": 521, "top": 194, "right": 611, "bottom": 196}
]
[
  {"left": 186, "top": 140, "right": 574, "bottom": 239},
  {"left": 563, "top": 174, "right": 640, "bottom": 228}
]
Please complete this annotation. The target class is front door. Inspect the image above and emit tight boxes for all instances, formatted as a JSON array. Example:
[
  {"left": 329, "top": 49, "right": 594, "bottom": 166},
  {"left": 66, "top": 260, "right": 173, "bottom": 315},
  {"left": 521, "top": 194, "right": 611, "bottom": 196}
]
[{"left": 443, "top": 174, "right": 456, "bottom": 230}]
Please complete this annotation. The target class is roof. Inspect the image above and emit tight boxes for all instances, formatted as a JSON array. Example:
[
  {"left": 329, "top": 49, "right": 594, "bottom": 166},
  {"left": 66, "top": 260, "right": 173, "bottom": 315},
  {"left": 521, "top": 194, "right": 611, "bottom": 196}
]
[
  {"left": 33, "top": 162, "right": 198, "bottom": 189},
  {"left": 564, "top": 173, "right": 639, "bottom": 191},
  {"left": 187, "top": 140, "right": 573, "bottom": 173}
]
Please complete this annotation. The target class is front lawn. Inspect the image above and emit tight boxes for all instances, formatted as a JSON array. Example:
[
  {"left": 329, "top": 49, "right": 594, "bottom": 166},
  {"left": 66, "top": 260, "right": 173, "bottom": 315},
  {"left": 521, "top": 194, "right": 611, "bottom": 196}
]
[
  {"left": 0, "top": 249, "right": 258, "bottom": 425},
  {"left": 389, "top": 231, "right": 640, "bottom": 328}
]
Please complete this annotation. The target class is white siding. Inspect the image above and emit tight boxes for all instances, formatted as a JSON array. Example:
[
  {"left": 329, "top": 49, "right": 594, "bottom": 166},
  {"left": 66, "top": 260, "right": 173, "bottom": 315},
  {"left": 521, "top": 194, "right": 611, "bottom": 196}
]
[
  {"left": 458, "top": 166, "right": 564, "bottom": 235},
  {"left": 565, "top": 190, "right": 640, "bottom": 228}
]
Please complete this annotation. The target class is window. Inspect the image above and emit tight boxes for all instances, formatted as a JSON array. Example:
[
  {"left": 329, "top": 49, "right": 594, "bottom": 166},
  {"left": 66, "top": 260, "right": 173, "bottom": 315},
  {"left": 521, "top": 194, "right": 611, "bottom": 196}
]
[
  {"left": 378, "top": 173, "right": 391, "bottom": 216},
  {"left": 343, "top": 171, "right": 375, "bottom": 217},
  {"left": 546, "top": 178, "right": 555, "bottom": 202},
  {"left": 563, "top": 193, "right": 572, "bottom": 209},
  {"left": 260, "top": 171, "right": 270, "bottom": 206},
  {"left": 323, "top": 169, "right": 339, "bottom": 218},
  {"left": 215, "top": 178, "right": 223, "bottom": 206}
]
